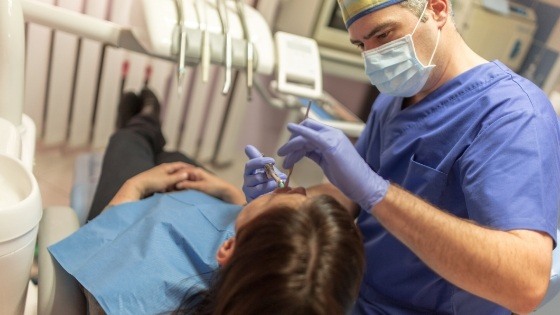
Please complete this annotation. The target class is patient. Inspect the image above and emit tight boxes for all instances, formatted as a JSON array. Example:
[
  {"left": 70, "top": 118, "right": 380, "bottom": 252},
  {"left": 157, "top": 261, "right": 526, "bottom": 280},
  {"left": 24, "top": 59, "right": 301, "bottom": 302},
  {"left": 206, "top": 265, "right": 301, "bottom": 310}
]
[{"left": 49, "top": 88, "right": 365, "bottom": 315}]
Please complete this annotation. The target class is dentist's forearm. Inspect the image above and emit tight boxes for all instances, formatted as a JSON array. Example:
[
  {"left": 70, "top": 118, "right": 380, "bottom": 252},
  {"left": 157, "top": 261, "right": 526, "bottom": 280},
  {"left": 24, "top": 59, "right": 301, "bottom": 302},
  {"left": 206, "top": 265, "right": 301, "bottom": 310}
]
[{"left": 372, "top": 185, "right": 552, "bottom": 314}]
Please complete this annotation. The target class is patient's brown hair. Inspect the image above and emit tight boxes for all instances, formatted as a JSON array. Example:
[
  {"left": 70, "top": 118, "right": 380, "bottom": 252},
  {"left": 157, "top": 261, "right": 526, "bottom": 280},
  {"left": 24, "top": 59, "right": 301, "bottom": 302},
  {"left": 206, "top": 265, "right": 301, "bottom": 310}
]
[{"left": 177, "top": 195, "right": 364, "bottom": 314}]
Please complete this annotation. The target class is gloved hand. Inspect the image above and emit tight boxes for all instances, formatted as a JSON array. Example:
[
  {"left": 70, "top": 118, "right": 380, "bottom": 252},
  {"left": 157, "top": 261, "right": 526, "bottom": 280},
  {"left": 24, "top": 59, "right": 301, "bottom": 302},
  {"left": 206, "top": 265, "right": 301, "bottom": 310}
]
[
  {"left": 277, "top": 119, "right": 389, "bottom": 210},
  {"left": 243, "top": 145, "right": 287, "bottom": 202}
]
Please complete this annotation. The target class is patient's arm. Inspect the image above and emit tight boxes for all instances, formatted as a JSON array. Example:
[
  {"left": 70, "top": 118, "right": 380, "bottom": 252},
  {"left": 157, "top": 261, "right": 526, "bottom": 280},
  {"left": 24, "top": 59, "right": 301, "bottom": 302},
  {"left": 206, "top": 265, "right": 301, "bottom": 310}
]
[
  {"left": 108, "top": 162, "right": 195, "bottom": 207},
  {"left": 109, "top": 162, "right": 246, "bottom": 208}
]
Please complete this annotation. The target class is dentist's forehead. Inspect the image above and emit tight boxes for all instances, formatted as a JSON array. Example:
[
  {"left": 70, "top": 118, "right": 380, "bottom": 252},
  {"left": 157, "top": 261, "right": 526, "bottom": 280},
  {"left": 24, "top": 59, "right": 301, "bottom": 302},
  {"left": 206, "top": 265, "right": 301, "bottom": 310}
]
[{"left": 338, "top": 0, "right": 406, "bottom": 28}]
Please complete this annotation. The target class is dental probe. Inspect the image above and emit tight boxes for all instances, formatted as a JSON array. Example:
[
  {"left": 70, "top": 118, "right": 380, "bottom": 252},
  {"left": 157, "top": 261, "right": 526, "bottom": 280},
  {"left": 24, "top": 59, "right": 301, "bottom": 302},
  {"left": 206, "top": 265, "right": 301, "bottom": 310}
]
[{"left": 285, "top": 100, "right": 312, "bottom": 187}]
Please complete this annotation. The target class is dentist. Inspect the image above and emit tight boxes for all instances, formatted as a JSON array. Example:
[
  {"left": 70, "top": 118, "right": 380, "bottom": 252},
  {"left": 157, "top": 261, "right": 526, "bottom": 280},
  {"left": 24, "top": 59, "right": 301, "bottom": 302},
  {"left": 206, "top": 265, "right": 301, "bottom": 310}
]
[{"left": 245, "top": 0, "right": 560, "bottom": 314}]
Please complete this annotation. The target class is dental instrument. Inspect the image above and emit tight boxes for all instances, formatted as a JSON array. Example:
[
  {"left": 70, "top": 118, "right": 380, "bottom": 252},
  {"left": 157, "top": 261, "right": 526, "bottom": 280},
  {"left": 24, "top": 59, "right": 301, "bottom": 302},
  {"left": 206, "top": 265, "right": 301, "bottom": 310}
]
[
  {"left": 264, "top": 162, "right": 285, "bottom": 188},
  {"left": 285, "top": 100, "right": 312, "bottom": 187}
]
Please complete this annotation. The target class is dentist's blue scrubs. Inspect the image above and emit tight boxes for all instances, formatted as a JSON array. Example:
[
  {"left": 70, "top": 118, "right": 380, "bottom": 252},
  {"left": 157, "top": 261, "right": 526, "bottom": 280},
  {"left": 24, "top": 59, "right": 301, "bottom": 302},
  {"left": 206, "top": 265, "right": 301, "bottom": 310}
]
[
  {"left": 49, "top": 190, "right": 241, "bottom": 315},
  {"left": 353, "top": 61, "right": 560, "bottom": 314}
]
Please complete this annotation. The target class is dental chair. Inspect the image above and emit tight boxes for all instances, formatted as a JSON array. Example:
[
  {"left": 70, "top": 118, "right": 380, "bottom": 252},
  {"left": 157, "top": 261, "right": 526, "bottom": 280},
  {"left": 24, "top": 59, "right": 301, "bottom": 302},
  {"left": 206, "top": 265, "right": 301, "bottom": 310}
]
[
  {"left": 36, "top": 151, "right": 102, "bottom": 314},
  {"left": 34, "top": 149, "right": 560, "bottom": 314},
  {"left": 37, "top": 207, "right": 85, "bottom": 315}
]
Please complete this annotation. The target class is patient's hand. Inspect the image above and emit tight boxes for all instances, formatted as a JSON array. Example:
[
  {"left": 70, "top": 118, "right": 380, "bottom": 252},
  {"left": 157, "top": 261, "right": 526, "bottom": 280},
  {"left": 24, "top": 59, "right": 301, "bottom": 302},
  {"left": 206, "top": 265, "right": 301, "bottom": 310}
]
[
  {"left": 109, "top": 162, "right": 194, "bottom": 206},
  {"left": 176, "top": 168, "right": 246, "bottom": 205}
]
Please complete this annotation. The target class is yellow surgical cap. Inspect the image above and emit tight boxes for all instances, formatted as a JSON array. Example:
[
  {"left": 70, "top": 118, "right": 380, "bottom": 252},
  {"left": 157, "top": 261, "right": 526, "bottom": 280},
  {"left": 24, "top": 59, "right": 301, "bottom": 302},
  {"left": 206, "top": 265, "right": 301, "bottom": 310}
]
[{"left": 337, "top": 0, "right": 407, "bottom": 28}]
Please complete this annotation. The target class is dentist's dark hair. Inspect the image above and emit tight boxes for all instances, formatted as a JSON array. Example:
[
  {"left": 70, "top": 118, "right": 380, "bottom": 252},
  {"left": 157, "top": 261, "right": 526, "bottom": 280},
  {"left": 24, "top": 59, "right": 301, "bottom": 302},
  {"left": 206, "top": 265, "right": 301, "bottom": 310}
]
[{"left": 175, "top": 195, "right": 364, "bottom": 315}]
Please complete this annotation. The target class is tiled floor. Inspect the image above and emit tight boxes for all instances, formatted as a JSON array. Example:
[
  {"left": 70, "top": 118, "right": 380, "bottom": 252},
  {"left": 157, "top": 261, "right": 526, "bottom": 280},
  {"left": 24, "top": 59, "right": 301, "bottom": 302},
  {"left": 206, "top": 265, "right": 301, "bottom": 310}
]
[{"left": 34, "top": 144, "right": 93, "bottom": 209}]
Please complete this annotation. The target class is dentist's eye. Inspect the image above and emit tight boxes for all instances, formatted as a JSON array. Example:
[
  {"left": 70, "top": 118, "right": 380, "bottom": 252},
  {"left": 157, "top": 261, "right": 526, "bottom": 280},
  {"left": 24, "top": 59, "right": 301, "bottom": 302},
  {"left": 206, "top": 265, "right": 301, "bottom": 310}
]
[
  {"left": 377, "top": 31, "right": 390, "bottom": 39},
  {"left": 353, "top": 42, "right": 364, "bottom": 50}
]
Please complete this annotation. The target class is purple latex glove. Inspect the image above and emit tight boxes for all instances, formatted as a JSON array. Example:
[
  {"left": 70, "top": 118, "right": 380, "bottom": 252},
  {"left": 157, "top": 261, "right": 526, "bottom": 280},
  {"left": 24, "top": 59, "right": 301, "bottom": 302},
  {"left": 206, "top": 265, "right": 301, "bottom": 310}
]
[
  {"left": 243, "top": 145, "right": 287, "bottom": 202},
  {"left": 277, "top": 119, "right": 389, "bottom": 210}
]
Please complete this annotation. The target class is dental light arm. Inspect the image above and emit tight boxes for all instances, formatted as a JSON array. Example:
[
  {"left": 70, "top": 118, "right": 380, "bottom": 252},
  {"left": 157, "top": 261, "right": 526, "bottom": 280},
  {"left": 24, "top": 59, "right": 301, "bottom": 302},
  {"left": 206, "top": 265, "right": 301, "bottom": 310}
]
[
  {"left": 21, "top": 0, "right": 275, "bottom": 76},
  {"left": 21, "top": 0, "right": 327, "bottom": 111}
]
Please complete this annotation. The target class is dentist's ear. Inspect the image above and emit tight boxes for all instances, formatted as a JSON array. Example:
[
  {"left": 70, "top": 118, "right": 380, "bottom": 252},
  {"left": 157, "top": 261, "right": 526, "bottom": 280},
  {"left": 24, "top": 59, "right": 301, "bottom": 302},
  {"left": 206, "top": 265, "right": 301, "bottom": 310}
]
[
  {"left": 216, "top": 238, "right": 236, "bottom": 266},
  {"left": 430, "top": 0, "right": 451, "bottom": 25}
]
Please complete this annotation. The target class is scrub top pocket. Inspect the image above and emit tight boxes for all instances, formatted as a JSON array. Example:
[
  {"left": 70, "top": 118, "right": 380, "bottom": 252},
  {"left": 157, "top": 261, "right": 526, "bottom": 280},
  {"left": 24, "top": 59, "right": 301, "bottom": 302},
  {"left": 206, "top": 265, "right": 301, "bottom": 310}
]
[{"left": 402, "top": 154, "right": 448, "bottom": 205}]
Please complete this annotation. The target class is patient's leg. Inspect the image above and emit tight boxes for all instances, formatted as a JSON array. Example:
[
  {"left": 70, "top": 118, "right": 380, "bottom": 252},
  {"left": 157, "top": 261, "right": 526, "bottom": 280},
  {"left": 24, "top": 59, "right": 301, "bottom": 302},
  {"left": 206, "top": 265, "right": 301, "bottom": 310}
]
[
  {"left": 155, "top": 151, "right": 201, "bottom": 167},
  {"left": 88, "top": 90, "right": 165, "bottom": 221},
  {"left": 88, "top": 117, "right": 163, "bottom": 220}
]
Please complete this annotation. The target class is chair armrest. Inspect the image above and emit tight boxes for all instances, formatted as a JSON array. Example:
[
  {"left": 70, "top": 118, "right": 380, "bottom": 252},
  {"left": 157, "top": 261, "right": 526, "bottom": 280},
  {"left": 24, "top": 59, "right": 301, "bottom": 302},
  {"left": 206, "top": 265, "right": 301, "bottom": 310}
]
[{"left": 38, "top": 206, "right": 86, "bottom": 315}]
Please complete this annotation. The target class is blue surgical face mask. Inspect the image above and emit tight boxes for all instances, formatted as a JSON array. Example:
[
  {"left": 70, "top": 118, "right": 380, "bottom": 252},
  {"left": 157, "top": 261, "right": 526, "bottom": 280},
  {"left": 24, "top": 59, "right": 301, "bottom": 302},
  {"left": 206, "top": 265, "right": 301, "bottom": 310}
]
[{"left": 362, "top": 3, "right": 440, "bottom": 97}]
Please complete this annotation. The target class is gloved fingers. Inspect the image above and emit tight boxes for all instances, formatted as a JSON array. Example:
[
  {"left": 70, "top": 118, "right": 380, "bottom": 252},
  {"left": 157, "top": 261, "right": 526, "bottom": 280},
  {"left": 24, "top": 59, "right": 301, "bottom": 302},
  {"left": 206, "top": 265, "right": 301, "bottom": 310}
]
[
  {"left": 244, "top": 181, "right": 279, "bottom": 201},
  {"left": 281, "top": 150, "right": 307, "bottom": 169},
  {"left": 244, "top": 167, "right": 287, "bottom": 186},
  {"left": 244, "top": 145, "right": 263, "bottom": 159},
  {"left": 306, "top": 150, "right": 323, "bottom": 165},
  {"left": 256, "top": 179, "right": 284, "bottom": 192},
  {"left": 244, "top": 157, "right": 275, "bottom": 175},
  {"left": 277, "top": 135, "right": 311, "bottom": 157},
  {"left": 286, "top": 123, "right": 331, "bottom": 150},
  {"left": 290, "top": 121, "right": 347, "bottom": 152},
  {"left": 244, "top": 172, "right": 271, "bottom": 187},
  {"left": 243, "top": 169, "right": 287, "bottom": 199},
  {"left": 282, "top": 147, "right": 325, "bottom": 169},
  {"left": 273, "top": 166, "right": 288, "bottom": 180},
  {"left": 300, "top": 118, "right": 331, "bottom": 131}
]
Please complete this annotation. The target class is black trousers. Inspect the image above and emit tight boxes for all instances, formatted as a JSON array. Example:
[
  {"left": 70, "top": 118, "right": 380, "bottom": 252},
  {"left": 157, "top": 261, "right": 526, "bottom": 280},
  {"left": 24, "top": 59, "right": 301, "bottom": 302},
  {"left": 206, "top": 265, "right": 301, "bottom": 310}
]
[{"left": 87, "top": 115, "right": 200, "bottom": 220}]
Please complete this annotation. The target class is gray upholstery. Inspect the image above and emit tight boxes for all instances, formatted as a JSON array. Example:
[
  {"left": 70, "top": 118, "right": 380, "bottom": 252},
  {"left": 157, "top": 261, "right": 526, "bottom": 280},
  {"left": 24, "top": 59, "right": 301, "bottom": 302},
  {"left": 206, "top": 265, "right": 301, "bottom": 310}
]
[{"left": 37, "top": 206, "right": 85, "bottom": 315}]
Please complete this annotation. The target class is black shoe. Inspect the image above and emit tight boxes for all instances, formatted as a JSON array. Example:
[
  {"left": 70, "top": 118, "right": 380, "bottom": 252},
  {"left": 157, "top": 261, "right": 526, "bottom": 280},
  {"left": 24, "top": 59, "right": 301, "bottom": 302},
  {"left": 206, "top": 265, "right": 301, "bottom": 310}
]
[
  {"left": 116, "top": 91, "right": 142, "bottom": 129},
  {"left": 139, "top": 88, "right": 161, "bottom": 123}
]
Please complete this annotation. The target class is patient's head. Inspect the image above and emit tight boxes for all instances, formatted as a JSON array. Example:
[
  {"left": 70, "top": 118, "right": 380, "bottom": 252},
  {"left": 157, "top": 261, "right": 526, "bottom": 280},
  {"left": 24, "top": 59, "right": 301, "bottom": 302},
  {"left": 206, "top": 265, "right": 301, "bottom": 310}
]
[
  {"left": 236, "top": 186, "right": 308, "bottom": 230},
  {"left": 182, "top": 194, "right": 365, "bottom": 314}
]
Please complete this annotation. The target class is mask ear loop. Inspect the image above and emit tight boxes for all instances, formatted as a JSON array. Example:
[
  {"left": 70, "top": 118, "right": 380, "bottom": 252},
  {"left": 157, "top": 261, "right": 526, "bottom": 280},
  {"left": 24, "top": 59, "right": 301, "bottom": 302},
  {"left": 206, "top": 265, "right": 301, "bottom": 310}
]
[
  {"left": 427, "top": 28, "right": 441, "bottom": 66},
  {"left": 411, "top": 1, "right": 429, "bottom": 35},
  {"left": 412, "top": 1, "right": 439, "bottom": 67}
]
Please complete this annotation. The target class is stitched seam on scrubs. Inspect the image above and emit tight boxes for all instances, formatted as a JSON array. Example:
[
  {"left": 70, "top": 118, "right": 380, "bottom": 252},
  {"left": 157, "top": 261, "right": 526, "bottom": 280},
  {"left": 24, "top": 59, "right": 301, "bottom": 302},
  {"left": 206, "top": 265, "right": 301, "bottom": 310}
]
[
  {"left": 393, "top": 76, "right": 501, "bottom": 139},
  {"left": 507, "top": 71, "right": 559, "bottom": 231},
  {"left": 484, "top": 216, "right": 550, "bottom": 232},
  {"left": 464, "top": 109, "right": 528, "bottom": 150},
  {"left": 458, "top": 110, "right": 550, "bottom": 230},
  {"left": 457, "top": 110, "right": 524, "bottom": 218}
]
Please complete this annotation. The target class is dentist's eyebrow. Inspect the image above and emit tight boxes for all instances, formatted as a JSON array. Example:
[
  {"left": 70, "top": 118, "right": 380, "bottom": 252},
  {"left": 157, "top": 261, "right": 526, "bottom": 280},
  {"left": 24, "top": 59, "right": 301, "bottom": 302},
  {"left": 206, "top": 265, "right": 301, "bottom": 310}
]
[{"left": 349, "top": 21, "right": 398, "bottom": 45}]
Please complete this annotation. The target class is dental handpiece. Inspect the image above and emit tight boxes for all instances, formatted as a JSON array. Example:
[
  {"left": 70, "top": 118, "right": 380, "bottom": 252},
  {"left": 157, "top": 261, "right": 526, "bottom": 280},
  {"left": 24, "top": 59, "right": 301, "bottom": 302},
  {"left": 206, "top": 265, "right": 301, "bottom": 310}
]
[{"left": 264, "top": 163, "right": 285, "bottom": 188}]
